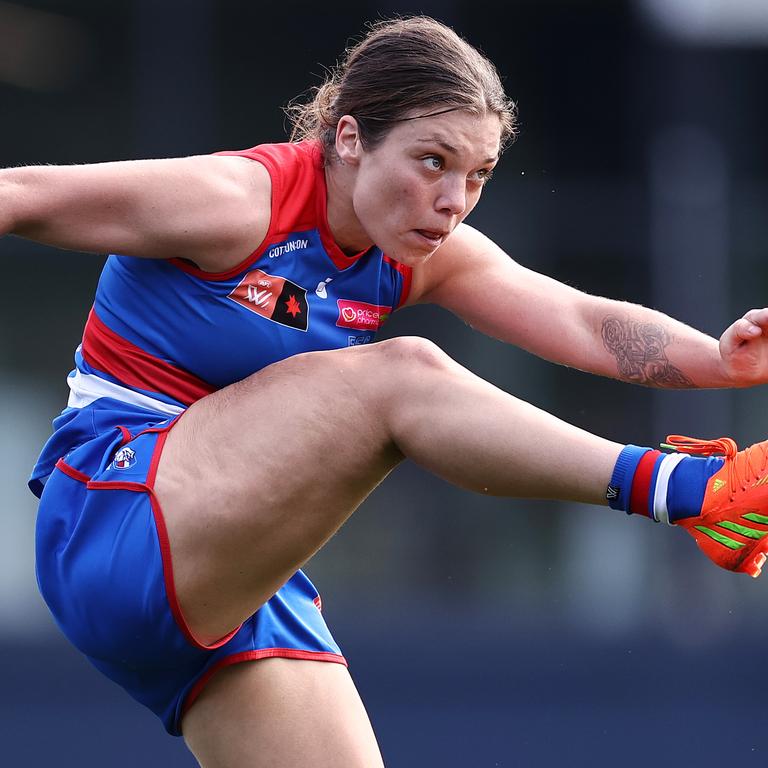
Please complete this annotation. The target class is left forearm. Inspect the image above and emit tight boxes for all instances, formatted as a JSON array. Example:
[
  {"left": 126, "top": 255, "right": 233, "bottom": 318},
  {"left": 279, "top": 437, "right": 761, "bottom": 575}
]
[
  {"left": 420, "top": 227, "right": 759, "bottom": 389},
  {"left": 583, "top": 299, "right": 727, "bottom": 389}
]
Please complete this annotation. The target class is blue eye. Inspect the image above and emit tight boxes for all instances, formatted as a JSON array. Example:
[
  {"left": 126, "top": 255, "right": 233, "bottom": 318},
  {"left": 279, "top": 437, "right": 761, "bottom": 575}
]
[
  {"left": 472, "top": 168, "right": 494, "bottom": 183},
  {"left": 423, "top": 156, "right": 443, "bottom": 171}
]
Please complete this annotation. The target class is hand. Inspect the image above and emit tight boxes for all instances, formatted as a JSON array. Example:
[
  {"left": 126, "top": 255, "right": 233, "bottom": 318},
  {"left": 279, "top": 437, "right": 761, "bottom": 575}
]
[{"left": 719, "top": 308, "right": 768, "bottom": 386}]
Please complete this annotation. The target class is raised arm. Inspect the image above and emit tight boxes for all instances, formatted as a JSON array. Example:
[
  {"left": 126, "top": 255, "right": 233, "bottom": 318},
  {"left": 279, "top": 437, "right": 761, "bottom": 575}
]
[
  {"left": 410, "top": 224, "right": 768, "bottom": 389},
  {"left": 0, "top": 154, "right": 271, "bottom": 271}
]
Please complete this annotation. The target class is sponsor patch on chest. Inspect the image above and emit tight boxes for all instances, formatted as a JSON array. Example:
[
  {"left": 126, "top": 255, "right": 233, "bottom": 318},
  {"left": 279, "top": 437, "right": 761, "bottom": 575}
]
[
  {"left": 336, "top": 299, "right": 390, "bottom": 331},
  {"left": 229, "top": 269, "right": 309, "bottom": 331}
]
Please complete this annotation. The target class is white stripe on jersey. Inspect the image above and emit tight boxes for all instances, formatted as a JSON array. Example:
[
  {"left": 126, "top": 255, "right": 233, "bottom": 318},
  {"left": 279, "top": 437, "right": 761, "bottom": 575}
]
[{"left": 67, "top": 368, "right": 185, "bottom": 417}]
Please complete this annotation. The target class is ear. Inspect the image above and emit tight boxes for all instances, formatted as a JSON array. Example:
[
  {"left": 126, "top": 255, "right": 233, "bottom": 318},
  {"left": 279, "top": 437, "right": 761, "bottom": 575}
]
[{"left": 335, "top": 115, "right": 363, "bottom": 166}]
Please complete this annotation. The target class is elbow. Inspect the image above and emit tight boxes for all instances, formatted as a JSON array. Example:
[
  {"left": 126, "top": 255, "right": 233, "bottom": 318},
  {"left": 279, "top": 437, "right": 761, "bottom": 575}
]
[{"left": 0, "top": 167, "right": 43, "bottom": 238}]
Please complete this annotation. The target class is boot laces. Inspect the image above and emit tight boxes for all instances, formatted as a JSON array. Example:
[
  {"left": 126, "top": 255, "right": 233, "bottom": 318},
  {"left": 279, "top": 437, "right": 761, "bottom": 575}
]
[{"left": 664, "top": 435, "right": 768, "bottom": 501}]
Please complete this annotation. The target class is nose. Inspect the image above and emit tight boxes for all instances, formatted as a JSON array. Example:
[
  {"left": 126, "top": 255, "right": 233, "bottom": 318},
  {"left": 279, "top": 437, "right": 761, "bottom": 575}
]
[{"left": 435, "top": 175, "right": 467, "bottom": 217}]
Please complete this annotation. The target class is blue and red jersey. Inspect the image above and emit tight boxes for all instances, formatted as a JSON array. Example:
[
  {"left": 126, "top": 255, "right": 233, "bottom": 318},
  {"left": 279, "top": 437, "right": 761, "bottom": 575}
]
[{"left": 30, "top": 140, "right": 412, "bottom": 494}]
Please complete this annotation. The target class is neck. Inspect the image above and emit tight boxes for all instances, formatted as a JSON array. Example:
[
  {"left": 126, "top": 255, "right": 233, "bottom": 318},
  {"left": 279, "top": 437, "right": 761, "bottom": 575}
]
[{"left": 324, "top": 161, "right": 373, "bottom": 256}]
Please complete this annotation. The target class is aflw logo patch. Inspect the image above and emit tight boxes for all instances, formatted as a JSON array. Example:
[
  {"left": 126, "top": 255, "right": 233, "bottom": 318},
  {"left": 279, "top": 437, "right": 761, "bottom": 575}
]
[{"left": 229, "top": 269, "right": 309, "bottom": 331}]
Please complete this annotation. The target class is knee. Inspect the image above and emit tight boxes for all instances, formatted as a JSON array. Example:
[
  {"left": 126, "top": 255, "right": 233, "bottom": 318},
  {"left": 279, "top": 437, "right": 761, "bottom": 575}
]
[
  {"left": 250, "top": 336, "right": 452, "bottom": 405},
  {"left": 371, "top": 336, "right": 452, "bottom": 373}
]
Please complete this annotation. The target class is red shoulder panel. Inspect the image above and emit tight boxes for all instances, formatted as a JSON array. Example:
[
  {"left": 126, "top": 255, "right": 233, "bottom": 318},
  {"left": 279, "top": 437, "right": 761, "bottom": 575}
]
[
  {"left": 170, "top": 141, "right": 322, "bottom": 280},
  {"left": 227, "top": 141, "right": 319, "bottom": 235}
]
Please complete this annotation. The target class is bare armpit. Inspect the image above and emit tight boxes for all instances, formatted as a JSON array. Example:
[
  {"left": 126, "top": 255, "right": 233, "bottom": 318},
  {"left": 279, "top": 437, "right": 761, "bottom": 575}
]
[{"left": 601, "top": 316, "right": 695, "bottom": 388}]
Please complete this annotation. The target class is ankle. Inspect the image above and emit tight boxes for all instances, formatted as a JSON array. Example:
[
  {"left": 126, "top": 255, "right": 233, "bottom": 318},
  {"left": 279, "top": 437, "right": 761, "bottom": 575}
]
[{"left": 607, "top": 445, "right": 723, "bottom": 523}]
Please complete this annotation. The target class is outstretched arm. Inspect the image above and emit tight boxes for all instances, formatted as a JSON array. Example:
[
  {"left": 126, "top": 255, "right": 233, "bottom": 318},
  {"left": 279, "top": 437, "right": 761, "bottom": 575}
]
[
  {"left": 410, "top": 224, "right": 768, "bottom": 389},
  {"left": 0, "top": 154, "right": 271, "bottom": 271}
]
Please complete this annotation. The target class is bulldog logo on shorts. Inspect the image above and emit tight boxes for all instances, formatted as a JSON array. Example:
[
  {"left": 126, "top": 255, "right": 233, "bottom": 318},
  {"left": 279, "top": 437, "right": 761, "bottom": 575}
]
[{"left": 112, "top": 446, "right": 137, "bottom": 470}]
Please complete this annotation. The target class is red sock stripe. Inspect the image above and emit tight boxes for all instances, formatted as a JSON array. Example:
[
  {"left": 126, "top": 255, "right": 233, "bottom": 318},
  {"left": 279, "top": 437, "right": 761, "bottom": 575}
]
[{"left": 629, "top": 450, "right": 662, "bottom": 517}]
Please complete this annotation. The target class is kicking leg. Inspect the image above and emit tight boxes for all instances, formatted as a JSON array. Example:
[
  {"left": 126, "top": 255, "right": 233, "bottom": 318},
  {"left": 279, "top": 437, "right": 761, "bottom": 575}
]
[{"left": 154, "top": 336, "right": 623, "bottom": 643}]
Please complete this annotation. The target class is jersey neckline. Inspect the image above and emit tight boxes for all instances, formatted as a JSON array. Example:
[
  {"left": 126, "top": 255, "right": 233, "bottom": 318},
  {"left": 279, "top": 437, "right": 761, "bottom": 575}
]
[{"left": 310, "top": 146, "right": 376, "bottom": 271}]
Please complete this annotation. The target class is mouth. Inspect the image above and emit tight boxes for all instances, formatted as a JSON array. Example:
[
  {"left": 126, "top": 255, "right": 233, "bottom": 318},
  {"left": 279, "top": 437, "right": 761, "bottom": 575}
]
[{"left": 413, "top": 229, "right": 448, "bottom": 249}]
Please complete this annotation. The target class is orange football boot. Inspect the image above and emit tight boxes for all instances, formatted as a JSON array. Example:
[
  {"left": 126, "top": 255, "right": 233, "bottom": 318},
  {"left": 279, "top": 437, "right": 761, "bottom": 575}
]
[{"left": 663, "top": 435, "right": 768, "bottom": 578}]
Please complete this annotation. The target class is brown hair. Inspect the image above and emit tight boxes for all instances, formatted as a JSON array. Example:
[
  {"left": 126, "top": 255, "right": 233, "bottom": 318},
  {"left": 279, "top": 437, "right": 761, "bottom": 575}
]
[{"left": 286, "top": 16, "right": 517, "bottom": 159}]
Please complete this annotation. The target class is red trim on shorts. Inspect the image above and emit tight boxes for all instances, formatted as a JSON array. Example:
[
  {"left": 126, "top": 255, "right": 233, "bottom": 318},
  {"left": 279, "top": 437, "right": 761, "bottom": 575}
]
[
  {"left": 86, "top": 416, "right": 242, "bottom": 652},
  {"left": 313, "top": 595, "right": 322, "bottom": 612},
  {"left": 146, "top": 430, "right": 169, "bottom": 488},
  {"left": 85, "top": 477, "right": 242, "bottom": 651},
  {"left": 54, "top": 459, "right": 92, "bottom": 484},
  {"left": 629, "top": 450, "right": 661, "bottom": 518},
  {"left": 181, "top": 649, "right": 348, "bottom": 719},
  {"left": 86, "top": 480, "right": 146, "bottom": 491},
  {"left": 147, "top": 489, "right": 243, "bottom": 651},
  {"left": 136, "top": 411, "right": 183, "bottom": 488},
  {"left": 145, "top": 416, "right": 241, "bottom": 650},
  {"left": 383, "top": 255, "right": 413, "bottom": 308},
  {"left": 81, "top": 308, "right": 215, "bottom": 406}
]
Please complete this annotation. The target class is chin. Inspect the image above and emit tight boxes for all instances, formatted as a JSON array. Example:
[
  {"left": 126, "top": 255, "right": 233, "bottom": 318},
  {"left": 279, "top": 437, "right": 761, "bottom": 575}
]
[
  {"left": 383, "top": 239, "right": 437, "bottom": 266},
  {"left": 385, "top": 249, "right": 433, "bottom": 267}
]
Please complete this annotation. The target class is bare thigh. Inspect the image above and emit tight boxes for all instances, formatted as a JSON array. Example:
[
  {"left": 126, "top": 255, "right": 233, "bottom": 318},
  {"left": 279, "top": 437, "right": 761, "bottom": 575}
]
[
  {"left": 182, "top": 658, "right": 384, "bottom": 768},
  {"left": 154, "top": 342, "right": 404, "bottom": 643},
  {"left": 154, "top": 337, "right": 621, "bottom": 644}
]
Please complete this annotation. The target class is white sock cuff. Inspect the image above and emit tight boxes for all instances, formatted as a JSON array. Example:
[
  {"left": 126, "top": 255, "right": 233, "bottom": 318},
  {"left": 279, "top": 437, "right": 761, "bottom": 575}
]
[{"left": 653, "top": 452, "right": 687, "bottom": 525}]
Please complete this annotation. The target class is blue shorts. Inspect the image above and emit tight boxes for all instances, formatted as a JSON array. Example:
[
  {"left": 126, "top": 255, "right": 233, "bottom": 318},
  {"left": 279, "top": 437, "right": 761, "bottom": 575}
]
[{"left": 34, "top": 411, "right": 345, "bottom": 736}]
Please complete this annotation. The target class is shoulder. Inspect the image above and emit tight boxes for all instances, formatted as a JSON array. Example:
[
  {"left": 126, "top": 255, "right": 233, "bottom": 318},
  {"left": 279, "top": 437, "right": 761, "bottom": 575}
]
[
  {"left": 163, "top": 152, "right": 272, "bottom": 273},
  {"left": 217, "top": 141, "right": 320, "bottom": 202},
  {"left": 217, "top": 140, "right": 322, "bottom": 237},
  {"left": 184, "top": 142, "right": 321, "bottom": 273}
]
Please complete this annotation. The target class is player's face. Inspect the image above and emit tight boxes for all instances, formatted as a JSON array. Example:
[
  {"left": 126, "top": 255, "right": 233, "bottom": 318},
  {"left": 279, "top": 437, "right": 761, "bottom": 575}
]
[{"left": 351, "top": 109, "right": 502, "bottom": 265}]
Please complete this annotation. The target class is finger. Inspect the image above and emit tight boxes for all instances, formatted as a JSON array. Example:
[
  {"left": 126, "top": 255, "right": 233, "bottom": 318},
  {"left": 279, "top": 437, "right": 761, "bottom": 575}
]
[
  {"left": 743, "top": 308, "right": 768, "bottom": 328},
  {"left": 721, "top": 318, "right": 761, "bottom": 356},
  {"left": 733, "top": 317, "right": 763, "bottom": 341}
]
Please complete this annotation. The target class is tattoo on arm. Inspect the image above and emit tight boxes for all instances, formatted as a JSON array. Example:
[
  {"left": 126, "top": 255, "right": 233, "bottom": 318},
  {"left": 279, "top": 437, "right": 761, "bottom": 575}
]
[{"left": 601, "top": 316, "right": 695, "bottom": 388}]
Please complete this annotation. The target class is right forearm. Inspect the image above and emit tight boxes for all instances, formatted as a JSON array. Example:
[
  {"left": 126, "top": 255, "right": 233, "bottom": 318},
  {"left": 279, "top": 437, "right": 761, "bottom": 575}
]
[
  {"left": 0, "top": 163, "right": 128, "bottom": 250},
  {"left": 0, "top": 165, "right": 74, "bottom": 243},
  {"left": 0, "top": 168, "right": 21, "bottom": 237}
]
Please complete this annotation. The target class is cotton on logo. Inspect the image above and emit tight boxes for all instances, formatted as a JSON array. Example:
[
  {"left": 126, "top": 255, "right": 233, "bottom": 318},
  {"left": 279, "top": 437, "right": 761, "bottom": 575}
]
[
  {"left": 336, "top": 299, "right": 390, "bottom": 331},
  {"left": 267, "top": 238, "right": 309, "bottom": 259}
]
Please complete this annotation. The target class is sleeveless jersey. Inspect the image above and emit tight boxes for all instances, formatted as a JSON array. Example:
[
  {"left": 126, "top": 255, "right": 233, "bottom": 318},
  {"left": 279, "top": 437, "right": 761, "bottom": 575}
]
[{"left": 30, "top": 140, "right": 412, "bottom": 495}]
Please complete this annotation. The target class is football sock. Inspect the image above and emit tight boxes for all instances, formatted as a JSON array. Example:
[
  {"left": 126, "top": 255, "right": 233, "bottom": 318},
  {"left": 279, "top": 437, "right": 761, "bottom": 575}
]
[{"left": 607, "top": 444, "right": 724, "bottom": 523}]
